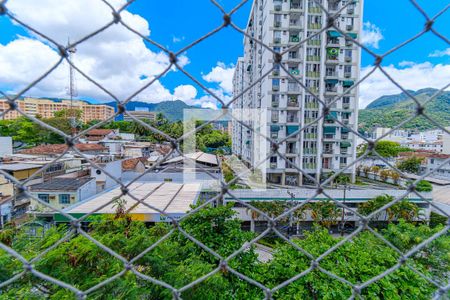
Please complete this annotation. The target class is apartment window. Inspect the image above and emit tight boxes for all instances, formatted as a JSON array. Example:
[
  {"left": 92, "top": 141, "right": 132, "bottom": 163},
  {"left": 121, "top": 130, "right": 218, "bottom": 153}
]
[
  {"left": 344, "top": 65, "right": 352, "bottom": 73},
  {"left": 38, "top": 194, "right": 49, "bottom": 203},
  {"left": 59, "top": 194, "right": 71, "bottom": 204},
  {"left": 345, "top": 49, "right": 352, "bottom": 58},
  {"left": 270, "top": 156, "right": 277, "bottom": 163}
]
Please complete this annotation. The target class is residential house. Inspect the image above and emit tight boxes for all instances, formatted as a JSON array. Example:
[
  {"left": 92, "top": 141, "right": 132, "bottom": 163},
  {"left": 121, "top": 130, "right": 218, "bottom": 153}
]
[
  {"left": 122, "top": 158, "right": 147, "bottom": 173},
  {"left": 29, "top": 177, "right": 96, "bottom": 211}
]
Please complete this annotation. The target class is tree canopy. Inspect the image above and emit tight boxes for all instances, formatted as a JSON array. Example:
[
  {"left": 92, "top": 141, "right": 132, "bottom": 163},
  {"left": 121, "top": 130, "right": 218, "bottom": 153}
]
[{"left": 0, "top": 204, "right": 448, "bottom": 299}]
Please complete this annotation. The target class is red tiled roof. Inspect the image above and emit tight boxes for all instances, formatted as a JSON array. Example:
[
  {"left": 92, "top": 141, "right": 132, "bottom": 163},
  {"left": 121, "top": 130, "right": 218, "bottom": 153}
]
[
  {"left": 86, "top": 129, "right": 114, "bottom": 136},
  {"left": 122, "top": 157, "right": 147, "bottom": 170},
  {"left": 427, "top": 153, "right": 450, "bottom": 159},
  {"left": 21, "top": 143, "right": 107, "bottom": 155}
]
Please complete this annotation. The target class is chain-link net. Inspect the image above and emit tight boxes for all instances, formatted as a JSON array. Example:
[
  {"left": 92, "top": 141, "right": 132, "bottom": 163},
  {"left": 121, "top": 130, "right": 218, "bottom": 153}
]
[{"left": 0, "top": 0, "right": 449, "bottom": 299}]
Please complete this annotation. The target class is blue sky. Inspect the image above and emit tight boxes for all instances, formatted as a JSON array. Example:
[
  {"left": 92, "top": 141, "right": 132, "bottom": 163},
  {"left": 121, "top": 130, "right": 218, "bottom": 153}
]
[{"left": 0, "top": 0, "right": 449, "bottom": 108}]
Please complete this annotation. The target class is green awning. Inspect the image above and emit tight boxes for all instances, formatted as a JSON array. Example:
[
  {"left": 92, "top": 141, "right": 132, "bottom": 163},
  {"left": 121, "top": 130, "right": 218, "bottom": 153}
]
[
  {"left": 323, "top": 126, "right": 336, "bottom": 134},
  {"left": 340, "top": 141, "right": 351, "bottom": 148},
  {"left": 325, "top": 111, "right": 338, "bottom": 120},
  {"left": 342, "top": 80, "right": 354, "bottom": 87},
  {"left": 341, "top": 127, "right": 350, "bottom": 133},
  {"left": 348, "top": 33, "right": 358, "bottom": 39},
  {"left": 325, "top": 79, "right": 339, "bottom": 84},
  {"left": 328, "top": 31, "right": 341, "bottom": 38},
  {"left": 286, "top": 125, "right": 299, "bottom": 135},
  {"left": 270, "top": 125, "right": 281, "bottom": 132}
]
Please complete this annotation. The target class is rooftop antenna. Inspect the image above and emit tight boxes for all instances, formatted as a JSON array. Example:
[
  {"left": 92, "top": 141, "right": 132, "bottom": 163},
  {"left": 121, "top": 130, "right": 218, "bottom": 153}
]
[{"left": 65, "top": 38, "right": 79, "bottom": 132}]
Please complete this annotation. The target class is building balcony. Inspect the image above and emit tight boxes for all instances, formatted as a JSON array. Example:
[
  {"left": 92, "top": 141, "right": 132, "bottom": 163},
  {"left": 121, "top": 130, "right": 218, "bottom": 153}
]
[
  {"left": 290, "top": 2, "right": 302, "bottom": 10},
  {"left": 344, "top": 72, "right": 352, "bottom": 78},
  {"left": 307, "top": 39, "right": 321, "bottom": 46},
  {"left": 347, "top": 8, "right": 354, "bottom": 14},
  {"left": 287, "top": 100, "right": 299, "bottom": 107},
  {"left": 326, "top": 56, "right": 339, "bottom": 64},
  {"left": 346, "top": 25, "right": 354, "bottom": 31},
  {"left": 306, "top": 71, "right": 320, "bottom": 78},
  {"left": 308, "top": 23, "right": 322, "bottom": 30},
  {"left": 340, "top": 163, "right": 347, "bottom": 168},
  {"left": 324, "top": 148, "right": 333, "bottom": 154},
  {"left": 325, "top": 87, "right": 338, "bottom": 93},
  {"left": 272, "top": 101, "right": 279, "bottom": 107},
  {"left": 270, "top": 162, "right": 277, "bottom": 169},
  {"left": 272, "top": 85, "right": 280, "bottom": 91},
  {"left": 306, "top": 55, "right": 320, "bottom": 62},
  {"left": 308, "top": 7, "right": 322, "bottom": 14},
  {"left": 274, "top": 21, "right": 282, "bottom": 28},
  {"left": 345, "top": 56, "right": 353, "bottom": 63},
  {"left": 304, "top": 133, "right": 317, "bottom": 139},
  {"left": 287, "top": 118, "right": 299, "bottom": 123},
  {"left": 342, "top": 103, "right": 350, "bottom": 109},
  {"left": 325, "top": 72, "right": 338, "bottom": 78},
  {"left": 305, "top": 102, "right": 319, "bottom": 109},
  {"left": 327, "top": 39, "right": 340, "bottom": 47},
  {"left": 272, "top": 70, "right": 280, "bottom": 76},
  {"left": 273, "top": 38, "right": 281, "bottom": 44}
]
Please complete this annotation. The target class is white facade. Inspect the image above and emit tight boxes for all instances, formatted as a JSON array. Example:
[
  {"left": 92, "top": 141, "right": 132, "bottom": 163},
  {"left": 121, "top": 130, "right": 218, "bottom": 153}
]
[
  {"left": 0, "top": 137, "right": 13, "bottom": 157},
  {"left": 232, "top": 0, "right": 363, "bottom": 186},
  {"left": 422, "top": 155, "right": 450, "bottom": 181}
]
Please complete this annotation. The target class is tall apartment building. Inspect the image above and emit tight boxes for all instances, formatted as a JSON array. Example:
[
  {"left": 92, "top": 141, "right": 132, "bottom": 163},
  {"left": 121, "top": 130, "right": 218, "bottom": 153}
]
[
  {"left": 232, "top": 0, "right": 362, "bottom": 186},
  {"left": 0, "top": 98, "right": 115, "bottom": 123}
]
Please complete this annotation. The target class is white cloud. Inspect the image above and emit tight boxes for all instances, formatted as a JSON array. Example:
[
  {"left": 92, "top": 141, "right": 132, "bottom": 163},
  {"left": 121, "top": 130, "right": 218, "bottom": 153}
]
[
  {"left": 202, "top": 62, "right": 235, "bottom": 94},
  {"left": 429, "top": 48, "right": 450, "bottom": 58},
  {"left": 361, "top": 22, "right": 383, "bottom": 49},
  {"left": 359, "top": 62, "right": 450, "bottom": 108},
  {"left": 0, "top": 0, "right": 194, "bottom": 103},
  {"left": 172, "top": 36, "right": 185, "bottom": 43},
  {"left": 174, "top": 84, "right": 197, "bottom": 101}
]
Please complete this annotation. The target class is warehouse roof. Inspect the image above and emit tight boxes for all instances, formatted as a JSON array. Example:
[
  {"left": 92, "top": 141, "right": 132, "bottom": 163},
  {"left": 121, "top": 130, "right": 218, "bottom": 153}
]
[{"left": 55, "top": 182, "right": 201, "bottom": 222}]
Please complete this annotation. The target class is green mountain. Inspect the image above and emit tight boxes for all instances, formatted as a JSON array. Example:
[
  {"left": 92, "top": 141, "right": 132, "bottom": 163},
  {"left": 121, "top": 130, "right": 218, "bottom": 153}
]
[
  {"left": 105, "top": 100, "right": 203, "bottom": 122},
  {"left": 358, "top": 88, "right": 450, "bottom": 132}
]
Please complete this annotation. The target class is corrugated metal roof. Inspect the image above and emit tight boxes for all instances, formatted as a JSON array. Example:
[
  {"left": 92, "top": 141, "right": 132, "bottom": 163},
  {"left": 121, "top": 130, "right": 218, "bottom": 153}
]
[{"left": 63, "top": 182, "right": 201, "bottom": 220}]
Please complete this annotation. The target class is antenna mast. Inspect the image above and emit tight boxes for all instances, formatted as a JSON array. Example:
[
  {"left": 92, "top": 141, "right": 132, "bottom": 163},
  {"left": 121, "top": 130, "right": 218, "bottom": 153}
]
[{"left": 66, "top": 38, "right": 78, "bottom": 131}]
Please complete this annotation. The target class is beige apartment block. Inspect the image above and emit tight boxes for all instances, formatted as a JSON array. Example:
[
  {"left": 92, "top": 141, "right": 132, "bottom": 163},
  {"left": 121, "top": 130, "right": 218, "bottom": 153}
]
[{"left": 0, "top": 97, "right": 114, "bottom": 123}]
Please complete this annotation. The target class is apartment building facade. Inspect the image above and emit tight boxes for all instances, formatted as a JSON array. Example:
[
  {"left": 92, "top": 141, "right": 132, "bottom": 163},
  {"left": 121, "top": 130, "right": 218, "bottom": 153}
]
[
  {"left": 0, "top": 97, "right": 114, "bottom": 123},
  {"left": 232, "top": 0, "right": 362, "bottom": 186}
]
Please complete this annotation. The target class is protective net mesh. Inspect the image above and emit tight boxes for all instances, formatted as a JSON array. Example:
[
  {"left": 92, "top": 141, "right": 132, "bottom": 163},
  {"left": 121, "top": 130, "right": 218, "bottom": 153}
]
[{"left": 0, "top": 0, "right": 449, "bottom": 299}]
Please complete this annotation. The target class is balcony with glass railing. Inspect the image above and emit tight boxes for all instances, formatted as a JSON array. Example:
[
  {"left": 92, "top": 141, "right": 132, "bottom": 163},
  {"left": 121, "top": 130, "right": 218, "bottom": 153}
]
[
  {"left": 307, "top": 38, "right": 321, "bottom": 46},
  {"left": 308, "top": 22, "right": 322, "bottom": 30},
  {"left": 308, "top": 6, "right": 322, "bottom": 14},
  {"left": 303, "top": 133, "right": 317, "bottom": 139},
  {"left": 306, "top": 55, "right": 320, "bottom": 61},
  {"left": 305, "top": 71, "right": 320, "bottom": 78},
  {"left": 305, "top": 102, "right": 319, "bottom": 109}
]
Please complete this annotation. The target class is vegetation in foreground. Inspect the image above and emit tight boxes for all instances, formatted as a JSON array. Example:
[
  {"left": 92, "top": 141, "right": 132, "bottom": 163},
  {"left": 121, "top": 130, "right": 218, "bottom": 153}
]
[{"left": 0, "top": 204, "right": 448, "bottom": 299}]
